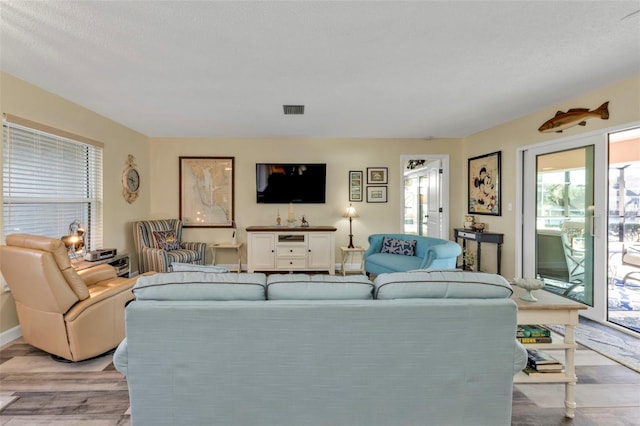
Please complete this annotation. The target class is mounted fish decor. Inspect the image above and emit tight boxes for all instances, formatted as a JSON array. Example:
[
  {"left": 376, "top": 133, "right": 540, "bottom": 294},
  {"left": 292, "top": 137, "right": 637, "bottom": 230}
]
[{"left": 538, "top": 101, "right": 609, "bottom": 133}]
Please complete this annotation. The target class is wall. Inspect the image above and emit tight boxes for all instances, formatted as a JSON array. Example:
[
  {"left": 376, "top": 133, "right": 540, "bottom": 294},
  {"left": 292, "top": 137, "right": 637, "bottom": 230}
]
[
  {"left": 149, "top": 137, "right": 462, "bottom": 266},
  {"left": 457, "top": 75, "right": 640, "bottom": 279},
  {"left": 0, "top": 72, "right": 150, "bottom": 333}
]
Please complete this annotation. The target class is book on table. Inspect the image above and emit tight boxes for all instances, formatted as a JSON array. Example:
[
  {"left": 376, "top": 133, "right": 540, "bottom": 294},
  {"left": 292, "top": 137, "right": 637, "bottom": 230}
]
[
  {"left": 526, "top": 348, "right": 562, "bottom": 367},
  {"left": 523, "top": 366, "right": 564, "bottom": 376},
  {"left": 517, "top": 336, "right": 553, "bottom": 344},
  {"left": 517, "top": 324, "right": 551, "bottom": 338}
]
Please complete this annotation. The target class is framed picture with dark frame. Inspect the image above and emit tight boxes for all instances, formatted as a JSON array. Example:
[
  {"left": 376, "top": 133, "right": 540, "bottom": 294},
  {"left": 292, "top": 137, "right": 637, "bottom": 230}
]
[
  {"left": 468, "top": 151, "right": 501, "bottom": 216},
  {"left": 179, "top": 156, "right": 235, "bottom": 227},
  {"left": 367, "top": 186, "right": 388, "bottom": 203},
  {"left": 367, "top": 167, "right": 388, "bottom": 184},
  {"left": 349, "top": 170, "right": 363, "bottom": 202}
]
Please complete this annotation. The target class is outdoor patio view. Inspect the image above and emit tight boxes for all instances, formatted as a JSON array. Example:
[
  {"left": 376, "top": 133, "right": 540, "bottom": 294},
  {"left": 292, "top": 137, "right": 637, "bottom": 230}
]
[{"left": 535, "top": 128, "right": 639, "bottom": 335}]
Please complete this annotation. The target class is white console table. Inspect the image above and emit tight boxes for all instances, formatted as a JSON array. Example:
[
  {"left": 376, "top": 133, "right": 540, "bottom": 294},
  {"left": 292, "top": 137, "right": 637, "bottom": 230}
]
[{"left": 246, "top": 226, "right": 336, "bottom": 274}]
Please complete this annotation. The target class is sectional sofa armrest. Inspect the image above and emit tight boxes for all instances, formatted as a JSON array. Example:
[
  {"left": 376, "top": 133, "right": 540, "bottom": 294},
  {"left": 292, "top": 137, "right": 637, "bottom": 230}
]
[
  {"left": 113, "top": 338, "right": 128, "bottom": 376},
  {"left": 419, "top": 242, "right": 462, "bottom": 269},
  {"left": 513, "top": 341, "right": 528, "bottom": 375}
]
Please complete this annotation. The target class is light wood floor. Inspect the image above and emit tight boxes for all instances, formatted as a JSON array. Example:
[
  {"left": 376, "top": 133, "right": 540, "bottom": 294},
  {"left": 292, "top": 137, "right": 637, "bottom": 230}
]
[{"left": 1, "top": 338, "right": 639, "bottom": 425}]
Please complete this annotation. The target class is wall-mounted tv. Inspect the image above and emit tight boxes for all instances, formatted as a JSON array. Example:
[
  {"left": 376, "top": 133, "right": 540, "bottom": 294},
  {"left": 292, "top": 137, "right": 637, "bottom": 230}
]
[{"left": 256, "top": 163, "right": 326, "bottom": 204}]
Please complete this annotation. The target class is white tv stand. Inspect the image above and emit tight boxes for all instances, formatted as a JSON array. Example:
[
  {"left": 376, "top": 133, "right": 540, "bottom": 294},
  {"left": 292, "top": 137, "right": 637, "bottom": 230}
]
[{"left": 246, "top": 226, "right": 337, "bottom": 274}]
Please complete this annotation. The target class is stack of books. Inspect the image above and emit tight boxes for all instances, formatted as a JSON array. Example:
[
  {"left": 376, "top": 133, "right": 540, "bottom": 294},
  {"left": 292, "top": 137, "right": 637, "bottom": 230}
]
[
  {"left": 524, "top": 349, "right": 564, "bottom": 375},
  {"left": 517, "top": 324, "right": 552, "bottom": 343}
]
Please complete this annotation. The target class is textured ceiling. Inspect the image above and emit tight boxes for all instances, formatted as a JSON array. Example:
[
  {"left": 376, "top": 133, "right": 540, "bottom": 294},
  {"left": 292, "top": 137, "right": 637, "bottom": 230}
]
[{"left": 1, "top": 1, "right": 639, "bottom": 138}]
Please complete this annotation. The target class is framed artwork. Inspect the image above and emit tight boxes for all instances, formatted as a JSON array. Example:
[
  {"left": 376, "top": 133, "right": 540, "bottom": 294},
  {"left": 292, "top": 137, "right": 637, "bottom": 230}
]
[
  {"left": 179, "top": 156, "right": 235, "bottom": 227},
  {"left": 468, "top": 151, "right": 501, "bottom": 216},
  {"left": 349, "top": 170, "right": 363, "bottom": 202},
  {"left": 367, "top": 186, "right": 388, "bottom": 203},
  {"left": 367, "top": 167, "right": 388, "bottom": 184}
]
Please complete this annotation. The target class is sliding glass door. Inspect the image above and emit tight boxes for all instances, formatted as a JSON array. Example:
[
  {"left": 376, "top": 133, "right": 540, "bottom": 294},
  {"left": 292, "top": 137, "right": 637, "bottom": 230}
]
[
  {"left": 522, "top": 133, "right": 606, "bottom": 320},
  {"left": 522, "top": 125, "right": 640, "bottom": 335}
]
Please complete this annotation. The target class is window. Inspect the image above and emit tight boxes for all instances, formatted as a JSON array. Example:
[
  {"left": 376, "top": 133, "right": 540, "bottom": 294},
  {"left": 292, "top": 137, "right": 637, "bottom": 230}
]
[{"left": 2, "top": 116, "right": 103, "bottom": 249}]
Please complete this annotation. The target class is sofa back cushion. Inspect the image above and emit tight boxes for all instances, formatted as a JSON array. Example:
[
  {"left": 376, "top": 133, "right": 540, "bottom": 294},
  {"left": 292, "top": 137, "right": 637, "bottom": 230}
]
[
  {"left": 170, "top": 262, "right": 229, "bottom": 273},
  {"left": 133, "top": 272, "right": 266, "bottom": 300},
  {"left": 374, "top": 270, "right": 513, "bottom": 299},
  {"left": 267, "top": 274, "right": 374, "bottom": 300}
]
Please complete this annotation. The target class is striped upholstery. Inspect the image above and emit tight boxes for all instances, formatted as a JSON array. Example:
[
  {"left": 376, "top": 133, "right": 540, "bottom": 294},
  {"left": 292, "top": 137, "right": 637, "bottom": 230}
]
[{"left": 133, "top": 219, "right": 207, "bottom": 273}]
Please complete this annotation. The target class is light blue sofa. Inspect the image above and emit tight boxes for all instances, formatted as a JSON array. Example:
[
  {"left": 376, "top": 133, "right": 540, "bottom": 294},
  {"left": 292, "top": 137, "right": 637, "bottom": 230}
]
[
  {"left": 114, "top": 270, "right": 526, "bottom": 426},
  {"left": 364, "top": 233, "right": 462, "bottom": 275}
]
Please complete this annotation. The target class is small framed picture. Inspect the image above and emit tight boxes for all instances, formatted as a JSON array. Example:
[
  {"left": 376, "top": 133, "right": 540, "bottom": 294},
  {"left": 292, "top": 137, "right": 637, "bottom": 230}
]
[
  {"left": 367, "top": 167, "right": 388, "bottom": 184},
  {"left": 349, "top": 170, "right": 363, "bottom": 202},
  {"left": 367, "top": 186, "right": 388, "bottom": 203}
]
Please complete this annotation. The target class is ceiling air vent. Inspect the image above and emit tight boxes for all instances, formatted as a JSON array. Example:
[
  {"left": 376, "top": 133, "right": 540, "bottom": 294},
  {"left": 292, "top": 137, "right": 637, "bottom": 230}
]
[{"left": 283, "top": 105, "right": 305, "bottom": 115}]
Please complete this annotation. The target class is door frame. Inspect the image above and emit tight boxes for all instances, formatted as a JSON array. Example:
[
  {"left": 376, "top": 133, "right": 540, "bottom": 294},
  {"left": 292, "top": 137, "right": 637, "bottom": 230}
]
[
  {"left": 399, "top": 154, "right": 449, "bottom": 238},
  {"left": 516, "top": 121, "right": 640, "bottom": 323}
]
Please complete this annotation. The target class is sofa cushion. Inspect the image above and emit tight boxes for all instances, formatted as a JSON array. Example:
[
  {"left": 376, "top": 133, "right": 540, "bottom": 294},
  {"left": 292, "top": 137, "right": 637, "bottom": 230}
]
[
  {"left": 171, "top": 262, "right": 229, "bottom": 273},
  {"left": 267, "top": 274, "right": 374, "bottom": 300},
  {"left": 374, "top": 270, "right": 513, "bottom": 299},
  {"left": 152, "top": 230, "right": 180, "bottom": 251},
  {"left": 381, "top": 236, "right": 417, "bottom": 256},
  {"left": 133, "top": 272, "right": 266, "bottom": 300}
]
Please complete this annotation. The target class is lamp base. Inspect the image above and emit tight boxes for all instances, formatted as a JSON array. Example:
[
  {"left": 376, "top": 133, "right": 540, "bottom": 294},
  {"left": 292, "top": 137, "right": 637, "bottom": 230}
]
[{"left": 347, "top": 234, "right": 354, "bottom": 249}]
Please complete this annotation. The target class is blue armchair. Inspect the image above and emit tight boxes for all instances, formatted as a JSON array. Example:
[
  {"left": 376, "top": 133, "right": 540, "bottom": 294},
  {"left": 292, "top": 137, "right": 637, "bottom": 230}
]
[{"left": 364, "top": 233, "right": 461, "bottom": 276}]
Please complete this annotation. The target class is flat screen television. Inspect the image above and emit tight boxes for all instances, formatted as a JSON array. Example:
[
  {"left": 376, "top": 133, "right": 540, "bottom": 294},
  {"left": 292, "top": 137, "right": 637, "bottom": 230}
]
[{"left": 256, "top": 163, "right": 326, "bottom": 204}]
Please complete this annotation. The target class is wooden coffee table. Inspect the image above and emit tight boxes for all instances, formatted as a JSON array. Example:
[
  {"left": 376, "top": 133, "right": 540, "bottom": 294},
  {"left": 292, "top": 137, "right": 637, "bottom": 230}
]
[{"left": 511, "top": 286, "right": 587, "bottom": 419}]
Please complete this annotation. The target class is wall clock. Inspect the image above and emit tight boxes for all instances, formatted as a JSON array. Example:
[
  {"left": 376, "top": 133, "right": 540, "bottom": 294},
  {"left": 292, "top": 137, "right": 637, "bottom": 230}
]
[{"left": 122, "top": 154, "right": 140, "bottom": 204}]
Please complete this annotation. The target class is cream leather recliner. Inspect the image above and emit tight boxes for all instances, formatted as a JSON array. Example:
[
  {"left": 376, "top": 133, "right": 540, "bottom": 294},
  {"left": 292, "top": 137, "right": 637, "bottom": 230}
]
[{"left": 0, "top": 234, "right": 136, "bottom": 362}]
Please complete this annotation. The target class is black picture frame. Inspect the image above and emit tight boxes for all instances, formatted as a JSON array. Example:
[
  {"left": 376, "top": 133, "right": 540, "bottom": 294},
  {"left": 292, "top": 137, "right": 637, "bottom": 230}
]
[
  {"left": 349, "top": 170, "right": 363, "bottom": 202},
  {"left": 468, "top": 151, "right": 501, "bottom": 216}
]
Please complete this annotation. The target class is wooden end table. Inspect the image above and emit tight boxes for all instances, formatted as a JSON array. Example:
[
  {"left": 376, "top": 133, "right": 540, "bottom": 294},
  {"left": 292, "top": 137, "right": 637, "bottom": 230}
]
[
  {"left": 511, "top": 286, "right": 587, "bottom": 418},
  {"left": 340, "top": 246, "right": 365, "bottom": 276},
  {"left": 210, "top": 242, "right": 243, "bottom": 272}
]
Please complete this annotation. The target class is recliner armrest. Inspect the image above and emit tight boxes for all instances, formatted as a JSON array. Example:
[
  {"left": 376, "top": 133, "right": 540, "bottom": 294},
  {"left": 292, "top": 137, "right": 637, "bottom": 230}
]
[
  {"left": 78, "top": 264, "right": 117, "bottom": 286},
  {"left": 65, "top": 277, "right": 135, "bottom": 321}
]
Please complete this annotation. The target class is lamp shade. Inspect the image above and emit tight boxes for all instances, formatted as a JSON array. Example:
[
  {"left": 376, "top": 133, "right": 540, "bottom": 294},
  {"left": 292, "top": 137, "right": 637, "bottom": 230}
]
[{"left": 343, "top": 204, "right": 359, "bottom": 218}]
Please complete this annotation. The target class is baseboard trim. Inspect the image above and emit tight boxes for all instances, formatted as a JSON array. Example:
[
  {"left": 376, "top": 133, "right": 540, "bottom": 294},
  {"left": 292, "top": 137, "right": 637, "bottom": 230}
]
[{"left": 0, "top": 325, "right": 21, "bottom": 347}]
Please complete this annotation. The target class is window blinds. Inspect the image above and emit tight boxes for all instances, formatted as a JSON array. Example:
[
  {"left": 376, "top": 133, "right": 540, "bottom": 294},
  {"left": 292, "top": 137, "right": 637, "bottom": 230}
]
[{"left": 2, "top": 118, "right": 103, "bottom": 250}]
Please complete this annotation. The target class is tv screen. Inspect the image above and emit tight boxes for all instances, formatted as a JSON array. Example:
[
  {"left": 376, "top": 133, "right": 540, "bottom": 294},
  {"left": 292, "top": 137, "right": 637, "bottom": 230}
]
[{"left": 256, "top": 163, "right": 326, "bottom": 204}]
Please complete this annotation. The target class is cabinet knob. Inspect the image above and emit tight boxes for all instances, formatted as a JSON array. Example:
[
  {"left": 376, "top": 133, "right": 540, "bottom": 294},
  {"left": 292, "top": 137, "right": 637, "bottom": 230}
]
[
  {"left": 290, "top": 249, "right": 293, "bottom": 252},
  {"left": 308, "top": 249, "right": 311, "bottom": 252}
]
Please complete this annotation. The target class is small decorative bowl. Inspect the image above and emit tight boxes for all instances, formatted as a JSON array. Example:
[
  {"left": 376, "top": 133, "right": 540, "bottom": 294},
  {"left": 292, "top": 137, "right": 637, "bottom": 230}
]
[{"left": 513, "top": 278, "right": 545, "bottom": 302}]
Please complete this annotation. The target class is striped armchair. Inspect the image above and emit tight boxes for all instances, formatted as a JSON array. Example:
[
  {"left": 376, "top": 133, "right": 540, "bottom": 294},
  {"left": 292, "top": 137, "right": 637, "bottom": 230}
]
[{"left": 133, "top": 219, "right": 207, "bottom": 273}]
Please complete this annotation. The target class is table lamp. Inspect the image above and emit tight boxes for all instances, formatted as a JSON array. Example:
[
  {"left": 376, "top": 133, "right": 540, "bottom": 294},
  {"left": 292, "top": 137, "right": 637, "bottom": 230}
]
[{"left": 343, "top": 203, "right": 359, "bottom": 248}]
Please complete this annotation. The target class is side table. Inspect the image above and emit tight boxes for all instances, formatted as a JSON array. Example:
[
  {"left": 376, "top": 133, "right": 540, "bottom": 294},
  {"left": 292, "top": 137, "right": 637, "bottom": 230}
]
[
  {"left": 210, "top": 242, "right": 243, "bottom": 272},
  {"left": 511, "top": 286, "right": 587, "bottom": 418},
  {"left": 340, "top": 246, "right": 365, "bottom": 276}
]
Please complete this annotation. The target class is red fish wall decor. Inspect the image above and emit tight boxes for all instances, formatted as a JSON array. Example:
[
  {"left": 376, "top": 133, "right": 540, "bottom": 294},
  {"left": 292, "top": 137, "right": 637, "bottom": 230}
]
[{"left": 538, "top": 101, "right": 609, "bottom": 133}]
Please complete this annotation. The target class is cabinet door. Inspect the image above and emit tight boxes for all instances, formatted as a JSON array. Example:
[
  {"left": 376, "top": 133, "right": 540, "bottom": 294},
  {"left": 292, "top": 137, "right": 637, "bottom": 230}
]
[
  {"left": 248, "top": 233, "right": 276, "bottom": 271},
  {"left": 307, "top": 233, "right": 334, "bottom": 272}
]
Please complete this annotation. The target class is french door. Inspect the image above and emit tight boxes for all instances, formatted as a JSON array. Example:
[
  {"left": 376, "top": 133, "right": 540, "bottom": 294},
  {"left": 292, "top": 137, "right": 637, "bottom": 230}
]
[{"left": 521, "top": 132, "right": 607, "bottom": 320}]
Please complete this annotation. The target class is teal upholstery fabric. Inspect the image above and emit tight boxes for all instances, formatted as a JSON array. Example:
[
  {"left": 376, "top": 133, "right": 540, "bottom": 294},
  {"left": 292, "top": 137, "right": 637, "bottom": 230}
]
[
  {"left": 364, "top": 233, "right": 461, "bottom": 275},
  {"left": 133, "top": 272, "right": 267, "bottom": 300},
  {"left": 115, "top": 295, "right": 523, "bottom": 426},
  {"left": 133, "top": 219, "right": 207, "bottom": 273},
  {"left": 266, "top": 274, "right": 374, "bottom": 300},
  {"left": 374, "top": 270, "right": 514, "bottom": 299}
]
